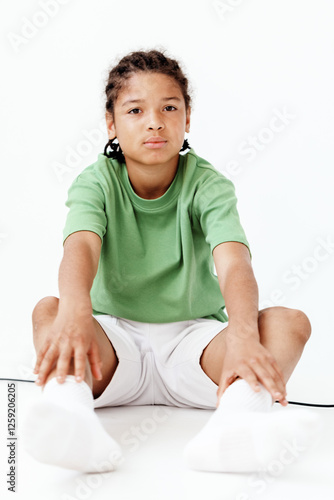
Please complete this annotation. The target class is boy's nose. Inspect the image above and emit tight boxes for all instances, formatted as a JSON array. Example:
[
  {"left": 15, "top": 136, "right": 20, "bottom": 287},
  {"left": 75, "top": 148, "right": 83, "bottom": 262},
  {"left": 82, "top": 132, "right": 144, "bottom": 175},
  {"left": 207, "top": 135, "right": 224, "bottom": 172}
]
[{"left": 147, "top": 112, "right": 165, "bottom": 131}]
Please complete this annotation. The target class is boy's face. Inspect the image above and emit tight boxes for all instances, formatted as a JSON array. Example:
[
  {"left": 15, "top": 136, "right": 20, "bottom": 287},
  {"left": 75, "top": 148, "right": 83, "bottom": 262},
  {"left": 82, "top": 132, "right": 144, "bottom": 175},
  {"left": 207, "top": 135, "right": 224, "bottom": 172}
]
[{"left": 106, "top": 72, "right": 191, "bottom": 168}]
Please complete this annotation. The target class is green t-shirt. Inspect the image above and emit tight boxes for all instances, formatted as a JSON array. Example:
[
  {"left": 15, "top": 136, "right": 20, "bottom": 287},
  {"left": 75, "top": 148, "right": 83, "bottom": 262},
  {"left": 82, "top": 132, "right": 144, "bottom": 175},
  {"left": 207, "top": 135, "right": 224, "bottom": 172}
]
[{"left": 63, "top": 148, "right": 250, "bottom": 323}]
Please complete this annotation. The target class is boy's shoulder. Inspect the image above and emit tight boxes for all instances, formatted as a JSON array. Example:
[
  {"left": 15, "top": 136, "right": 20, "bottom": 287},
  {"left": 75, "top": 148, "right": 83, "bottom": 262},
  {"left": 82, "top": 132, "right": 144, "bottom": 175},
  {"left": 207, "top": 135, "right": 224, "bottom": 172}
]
[
  {"left": 70, "top": 154, "right": 120, "bottom": 189},
  {"left": 184, "top": 149, "right": 233, "bottom": 186}
]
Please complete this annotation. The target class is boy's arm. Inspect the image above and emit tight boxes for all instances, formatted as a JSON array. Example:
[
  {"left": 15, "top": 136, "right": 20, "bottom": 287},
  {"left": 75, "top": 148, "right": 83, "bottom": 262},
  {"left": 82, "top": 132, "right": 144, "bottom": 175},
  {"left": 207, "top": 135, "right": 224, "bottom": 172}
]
[
  {"left": 213, "top": 241, "right": 287, "bottom": 406},
  {"left": 34, "top": 230, "right": 103, "bottom": 385}
]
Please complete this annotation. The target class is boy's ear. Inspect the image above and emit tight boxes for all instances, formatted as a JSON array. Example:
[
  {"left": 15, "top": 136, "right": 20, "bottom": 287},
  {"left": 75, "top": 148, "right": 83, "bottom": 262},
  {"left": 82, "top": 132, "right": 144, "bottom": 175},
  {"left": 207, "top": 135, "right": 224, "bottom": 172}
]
[
  {"left": 185, "top": 107, "right": 191, "bottom": 133},
  {"left": 105, "top": 112, "right": 116, "bottom": 139}
]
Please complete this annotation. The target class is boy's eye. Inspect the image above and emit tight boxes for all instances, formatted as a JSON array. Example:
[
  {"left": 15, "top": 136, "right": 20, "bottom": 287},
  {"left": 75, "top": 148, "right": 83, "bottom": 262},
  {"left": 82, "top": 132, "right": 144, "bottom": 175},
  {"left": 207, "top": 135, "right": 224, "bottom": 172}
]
[{"left": 128, "top": 106, "right": 176, "bottom": 114}]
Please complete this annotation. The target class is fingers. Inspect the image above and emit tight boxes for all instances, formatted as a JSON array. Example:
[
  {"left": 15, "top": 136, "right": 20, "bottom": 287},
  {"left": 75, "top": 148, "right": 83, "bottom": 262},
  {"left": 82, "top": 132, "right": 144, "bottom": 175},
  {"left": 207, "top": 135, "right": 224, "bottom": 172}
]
[
  {"left": 33, "top": 341, "right": 50, "bottom": 376},
  {"left": 87, "top": 342, "right": 103, "bottom": 381},
  {"left": 35, "top": 344, "right": 59, "bottom": 386},
  {"left": 248, "top": 356, "right": 287, "bottom": 405},
  {"left": 73, "top": 342, "right": 89, "bottom": 383},
  {"left": 217, "top": 356, "right": 288, "bottom": 408},
  {"left": 55, "top": 343, "right": 73, "bottom": 383},
  {"left": 35, "top": 336, "right": 102, "bottom": 387}
]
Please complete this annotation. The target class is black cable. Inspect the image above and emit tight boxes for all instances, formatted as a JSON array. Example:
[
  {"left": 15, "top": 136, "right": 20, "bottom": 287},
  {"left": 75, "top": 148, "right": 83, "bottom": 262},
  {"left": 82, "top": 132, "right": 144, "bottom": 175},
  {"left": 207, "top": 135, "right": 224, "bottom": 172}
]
[
  {"left": 286, "top": 401, "right": 334, "bottom": 408},
  {"left": 0, "top": 377, "right": 35, "bottom": 383},
  {"left": 1, "top": 377, "right": 334, "bottom": 407}
]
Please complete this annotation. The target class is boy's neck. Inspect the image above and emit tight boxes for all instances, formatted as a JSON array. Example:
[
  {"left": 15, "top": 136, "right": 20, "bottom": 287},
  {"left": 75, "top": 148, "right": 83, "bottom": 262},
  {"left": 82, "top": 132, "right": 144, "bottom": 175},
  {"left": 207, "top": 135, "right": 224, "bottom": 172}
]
[{"left": 124, "top": 155, "right": 180, "bottom": 200}]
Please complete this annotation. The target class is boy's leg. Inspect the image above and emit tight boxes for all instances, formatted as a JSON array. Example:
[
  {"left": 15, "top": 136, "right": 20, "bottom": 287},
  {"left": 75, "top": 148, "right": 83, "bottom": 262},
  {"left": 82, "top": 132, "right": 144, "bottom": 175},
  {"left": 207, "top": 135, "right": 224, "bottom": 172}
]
[
  {"left": 32, "top": 296, "right": 119, "bottom": 396},
  {"left": 184, "top": 307, "right": 321, "bottom": 472},
  {"left": 200, "top": 306, "right": 311, "bottom": 390},
  {"left": 23, "top": 296, "right": 122, "bottom": 472}
]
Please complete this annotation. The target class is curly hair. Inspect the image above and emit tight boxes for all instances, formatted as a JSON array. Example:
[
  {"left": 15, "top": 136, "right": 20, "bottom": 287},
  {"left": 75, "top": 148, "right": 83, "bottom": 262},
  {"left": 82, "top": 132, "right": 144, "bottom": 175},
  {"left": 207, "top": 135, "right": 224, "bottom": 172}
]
[{"left": 105, "top": 49, "right": 192, "bottom": 117}]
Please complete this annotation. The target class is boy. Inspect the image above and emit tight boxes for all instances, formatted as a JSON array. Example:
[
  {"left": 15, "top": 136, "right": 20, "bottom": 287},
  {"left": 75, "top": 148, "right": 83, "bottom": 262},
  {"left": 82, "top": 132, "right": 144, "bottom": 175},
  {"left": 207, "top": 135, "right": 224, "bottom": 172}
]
[{"left": 23, "top": 50, "right": 318, "bottom": 473}]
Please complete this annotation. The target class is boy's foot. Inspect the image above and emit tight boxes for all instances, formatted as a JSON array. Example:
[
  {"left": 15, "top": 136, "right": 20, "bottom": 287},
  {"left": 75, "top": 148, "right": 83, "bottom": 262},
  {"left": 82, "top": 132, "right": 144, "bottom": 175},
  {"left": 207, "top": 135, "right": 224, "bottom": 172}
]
[
  {"left": 22, "top": 376, "right": 123, "bottom": 472},
  {"left": 183, "top": 379, "right": 322, "bottom": 472}
]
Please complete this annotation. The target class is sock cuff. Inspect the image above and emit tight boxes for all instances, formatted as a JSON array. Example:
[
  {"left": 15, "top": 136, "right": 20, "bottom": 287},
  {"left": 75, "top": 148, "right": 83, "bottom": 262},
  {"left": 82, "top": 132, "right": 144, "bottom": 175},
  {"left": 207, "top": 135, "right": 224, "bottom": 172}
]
[
  {"left": 43, "top": 376, "right": 94, "bottom": 409},
  {"left": 219, "top": 379, "right": 272, "bottom": 412}
]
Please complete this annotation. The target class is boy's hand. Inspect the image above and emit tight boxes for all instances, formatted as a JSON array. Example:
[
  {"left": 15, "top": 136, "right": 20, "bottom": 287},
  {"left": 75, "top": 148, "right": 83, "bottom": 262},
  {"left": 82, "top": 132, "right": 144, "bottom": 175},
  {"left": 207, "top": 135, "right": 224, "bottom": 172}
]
[
  {"left": 34, "top": 306, "right": 103, "bottom": 386},
  {"left": 216, "top": 331, "right": 288, "bottom": 408}
]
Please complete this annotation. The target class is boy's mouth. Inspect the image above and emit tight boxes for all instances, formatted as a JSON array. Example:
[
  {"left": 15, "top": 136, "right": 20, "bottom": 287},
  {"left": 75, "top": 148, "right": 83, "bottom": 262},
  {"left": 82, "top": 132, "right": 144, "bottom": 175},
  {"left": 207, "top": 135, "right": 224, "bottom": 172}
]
[{"left": 144, "top": 136, "right": 167, "bottom": 149}]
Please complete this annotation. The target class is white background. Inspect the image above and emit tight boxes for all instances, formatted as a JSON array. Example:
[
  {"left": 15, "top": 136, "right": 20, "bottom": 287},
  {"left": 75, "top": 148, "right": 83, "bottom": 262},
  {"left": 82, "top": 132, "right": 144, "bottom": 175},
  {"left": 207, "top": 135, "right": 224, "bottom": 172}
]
[{"left": 1, "top": 0, "right": 333, "bottom": 404}]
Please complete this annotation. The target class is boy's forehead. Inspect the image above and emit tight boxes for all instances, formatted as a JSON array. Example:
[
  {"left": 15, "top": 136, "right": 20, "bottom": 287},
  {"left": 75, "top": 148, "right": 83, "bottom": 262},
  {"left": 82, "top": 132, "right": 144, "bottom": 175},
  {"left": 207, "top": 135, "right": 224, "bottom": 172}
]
[{"left": 117, "top": 72, "right": 183, "bottom": 103}]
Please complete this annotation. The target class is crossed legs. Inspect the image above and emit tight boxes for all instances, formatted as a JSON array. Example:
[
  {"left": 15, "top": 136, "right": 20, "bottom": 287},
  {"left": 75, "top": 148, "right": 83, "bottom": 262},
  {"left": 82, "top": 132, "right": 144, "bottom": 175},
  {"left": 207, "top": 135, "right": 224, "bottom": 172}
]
[{"left": 25, "top": 299, "right": 318, "bottom": 473}]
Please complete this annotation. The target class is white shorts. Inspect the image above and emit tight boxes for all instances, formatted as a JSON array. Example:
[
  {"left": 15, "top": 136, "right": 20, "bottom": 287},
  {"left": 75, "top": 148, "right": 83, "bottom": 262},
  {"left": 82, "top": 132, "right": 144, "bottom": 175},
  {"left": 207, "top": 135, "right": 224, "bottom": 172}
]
[{"left": 92, "top": 315, "right": 228, "bottom": 410}]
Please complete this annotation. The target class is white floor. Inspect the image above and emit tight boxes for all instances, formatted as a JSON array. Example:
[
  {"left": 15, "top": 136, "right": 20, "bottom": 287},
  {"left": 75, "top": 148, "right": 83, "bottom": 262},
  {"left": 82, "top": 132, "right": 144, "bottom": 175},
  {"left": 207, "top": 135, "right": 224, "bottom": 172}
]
[{"left": 1, "top": 381, "right": 334, "bottom": 500}]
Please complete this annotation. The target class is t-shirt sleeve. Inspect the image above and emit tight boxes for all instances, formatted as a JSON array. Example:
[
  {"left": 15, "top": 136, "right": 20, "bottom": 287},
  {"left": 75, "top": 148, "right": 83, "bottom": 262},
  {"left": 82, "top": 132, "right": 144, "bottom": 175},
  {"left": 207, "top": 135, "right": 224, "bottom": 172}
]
[
  {"left": 194, "top": 171, "right": 250, "bottom": 254},
  {"left": 62, "top": 170, "right": 107, "bottom": 245}
]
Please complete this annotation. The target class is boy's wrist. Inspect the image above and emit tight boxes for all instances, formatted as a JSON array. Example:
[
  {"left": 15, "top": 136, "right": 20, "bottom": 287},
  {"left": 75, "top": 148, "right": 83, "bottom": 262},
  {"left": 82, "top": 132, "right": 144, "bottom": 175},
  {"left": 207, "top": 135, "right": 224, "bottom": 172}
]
[
  {"left": 58, "top": 294, "right": 93, "bottom": 316},
  {"left": 227, "top": 317, "right": 260, "bottom": 341}
]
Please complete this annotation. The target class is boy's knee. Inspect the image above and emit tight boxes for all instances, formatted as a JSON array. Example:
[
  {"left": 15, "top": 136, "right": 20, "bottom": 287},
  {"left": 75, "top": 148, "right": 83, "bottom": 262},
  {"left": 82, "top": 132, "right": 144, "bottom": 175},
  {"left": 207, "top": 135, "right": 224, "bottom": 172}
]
[
  {"left": 259, "top": 306, "right": 311, "bottom": 343},
  {"left": 289, "top": 308, "right": 312, "bottom": 343},
  {"left": 32, "top": 296, "right": 59, "bottom": 324}
]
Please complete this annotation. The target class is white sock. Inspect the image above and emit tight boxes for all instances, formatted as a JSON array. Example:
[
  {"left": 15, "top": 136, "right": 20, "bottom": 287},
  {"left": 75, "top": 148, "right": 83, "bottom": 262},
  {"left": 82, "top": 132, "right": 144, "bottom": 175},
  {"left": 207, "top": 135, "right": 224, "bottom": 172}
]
[
  {"left": 22, "top": 376, "right": 123, "bottom": 472},
  {"left": 183, "top": 379, "right": 322, "bottom": 472}
]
